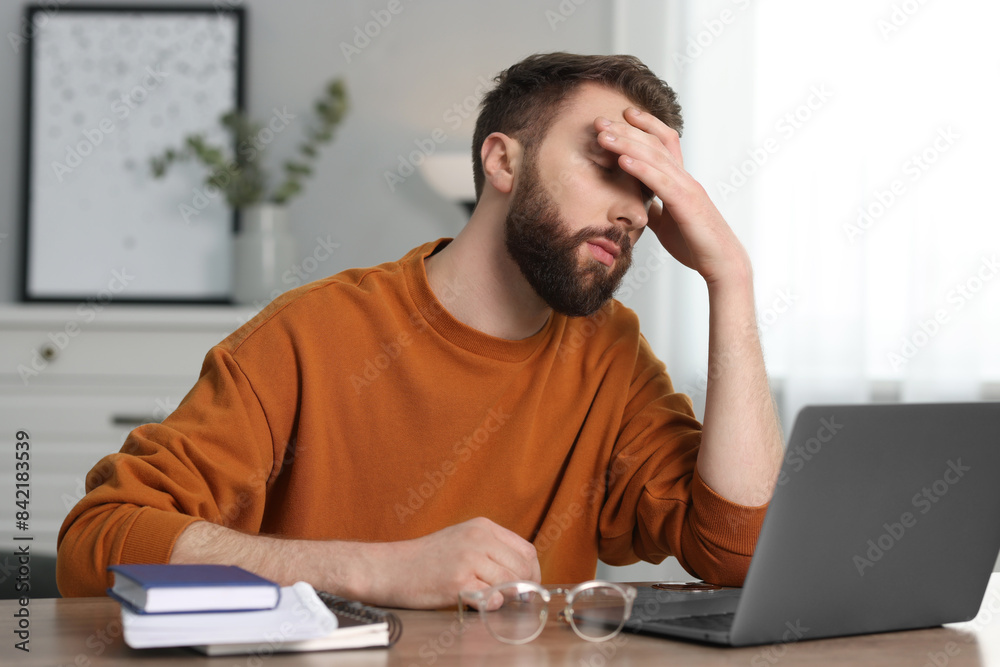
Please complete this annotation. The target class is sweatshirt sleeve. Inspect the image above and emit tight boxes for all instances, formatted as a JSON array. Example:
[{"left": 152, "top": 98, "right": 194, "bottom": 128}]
[
  {"left": 598, "top": 334, "right": 769, "bottom": 586},
  {"left": 56, "top": 345, "right": 277, "bottom": 597}
]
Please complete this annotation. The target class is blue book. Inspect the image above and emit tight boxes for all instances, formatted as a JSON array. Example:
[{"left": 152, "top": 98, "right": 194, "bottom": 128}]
[{"left": 108, "top": 564, "right": 280, "bottom": 614}]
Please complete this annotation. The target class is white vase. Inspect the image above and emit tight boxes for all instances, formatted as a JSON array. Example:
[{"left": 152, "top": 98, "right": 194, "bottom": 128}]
[{"left": 232, "top": 204, "right": 297, "bottom": 306}]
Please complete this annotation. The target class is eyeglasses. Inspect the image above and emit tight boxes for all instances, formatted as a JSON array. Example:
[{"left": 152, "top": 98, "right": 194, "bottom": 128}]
[{"left": 458, "top": 580, "right": 637, "bottom": 644}]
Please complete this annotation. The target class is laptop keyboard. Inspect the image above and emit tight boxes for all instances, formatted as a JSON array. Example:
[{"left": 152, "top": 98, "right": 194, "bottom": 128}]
[{"left": 661, "top": 612, "right": 735, "bottom": 631}]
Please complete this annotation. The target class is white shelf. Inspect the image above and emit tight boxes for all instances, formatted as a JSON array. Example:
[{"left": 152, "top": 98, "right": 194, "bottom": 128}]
[
  {"left": 0, "top": 304, "right": 257, "bottom": 331},
  {"left": 0, "top": 305, "right": 247, "bottom": 558}
]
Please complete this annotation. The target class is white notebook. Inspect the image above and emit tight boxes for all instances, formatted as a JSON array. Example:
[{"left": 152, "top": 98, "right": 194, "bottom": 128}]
[{"left": 121, "top": 581, "right": 337, "bottom": 649}]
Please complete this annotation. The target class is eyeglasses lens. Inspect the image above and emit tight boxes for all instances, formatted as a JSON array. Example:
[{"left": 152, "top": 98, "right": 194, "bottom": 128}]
[
  {"left": 484, "top": 585, "right": 547, "bottom": 644},
  {"left": 569, "top": 585, "right": 628, "bottom": 640}
]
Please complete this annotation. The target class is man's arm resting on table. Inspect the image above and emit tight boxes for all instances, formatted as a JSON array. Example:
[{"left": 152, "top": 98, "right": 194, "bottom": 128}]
[{"left": 170, "top": 517, "right": 540, "bottom": 609}]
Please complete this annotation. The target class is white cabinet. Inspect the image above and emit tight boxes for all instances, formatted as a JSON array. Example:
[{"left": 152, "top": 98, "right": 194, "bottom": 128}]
[{"left": 0, "top": 305, "right": 253, "bottom": 559}]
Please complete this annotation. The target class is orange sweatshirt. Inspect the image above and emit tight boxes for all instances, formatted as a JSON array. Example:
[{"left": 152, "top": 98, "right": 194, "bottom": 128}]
[{"left": 57, "top": 239, "right": 767, "bottom": 597}]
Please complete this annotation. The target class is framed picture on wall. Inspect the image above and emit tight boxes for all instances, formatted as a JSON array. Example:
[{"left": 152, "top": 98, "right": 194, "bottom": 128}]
[{"left": 20, "top": 4, "right": 245, "bottom": 303}]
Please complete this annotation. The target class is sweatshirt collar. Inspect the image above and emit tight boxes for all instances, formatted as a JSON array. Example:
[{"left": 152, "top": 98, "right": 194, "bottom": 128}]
[{"left": 403, "top": 238, "right": 558, "bottom": 363}]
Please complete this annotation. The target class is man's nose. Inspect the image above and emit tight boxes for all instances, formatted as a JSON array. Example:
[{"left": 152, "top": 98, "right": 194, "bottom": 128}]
[{"left": 610, "top": 186, "right": 649, "bottom": 230}]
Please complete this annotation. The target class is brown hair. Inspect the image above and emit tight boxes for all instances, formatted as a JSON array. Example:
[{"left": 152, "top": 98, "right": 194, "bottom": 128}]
[{"left": 471, "top": 52, "right": 683, "bottom": 200}]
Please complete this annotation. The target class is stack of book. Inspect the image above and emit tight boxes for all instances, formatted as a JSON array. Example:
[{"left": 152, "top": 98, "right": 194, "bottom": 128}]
[{"left": 108, "top": 564, "right": 401, "bottom": 654}]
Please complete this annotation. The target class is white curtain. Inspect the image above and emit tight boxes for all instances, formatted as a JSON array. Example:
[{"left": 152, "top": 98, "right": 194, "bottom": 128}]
[
  {"left": 603, "top": 0, "right": 999, "bottom": 582},
  {"left": 619, "top": 0, "right": 1000, "bottom": 430}
]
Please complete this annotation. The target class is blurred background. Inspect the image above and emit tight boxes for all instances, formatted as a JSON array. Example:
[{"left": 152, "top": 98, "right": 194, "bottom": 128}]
[{"left": 0, "top": 0, "right": 997, "bottom": 591}]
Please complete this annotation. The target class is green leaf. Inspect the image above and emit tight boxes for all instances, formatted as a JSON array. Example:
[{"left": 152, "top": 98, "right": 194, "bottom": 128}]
[
  {"left": 285, "top": 161, "right": 313, "bottom": 175},
  {"left": 146, "top": 78, "right": 348, "bottom": 206}
]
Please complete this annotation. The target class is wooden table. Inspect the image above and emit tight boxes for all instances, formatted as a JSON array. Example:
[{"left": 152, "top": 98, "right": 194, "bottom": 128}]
[{"left": 6, "top": 577, "right": 1000, "bottom": 666}]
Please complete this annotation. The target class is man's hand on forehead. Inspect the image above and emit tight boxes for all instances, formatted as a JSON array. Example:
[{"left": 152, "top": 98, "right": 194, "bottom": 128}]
[
  {"left": 592, "top": 107, "right": 684, "bottom": 199},
  {"left": 593, "top": 107, "right": 751, "bottom": 286}
]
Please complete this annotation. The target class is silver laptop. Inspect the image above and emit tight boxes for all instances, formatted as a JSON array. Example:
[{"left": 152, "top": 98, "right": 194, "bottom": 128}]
[{"left": 590, "top": 403, "right": 1000, "bottom": 646}]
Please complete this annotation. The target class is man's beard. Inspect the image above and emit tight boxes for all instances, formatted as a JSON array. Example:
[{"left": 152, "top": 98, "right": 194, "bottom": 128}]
[{"left": 504, "top": 158, "right": 634, "bottom": 317}]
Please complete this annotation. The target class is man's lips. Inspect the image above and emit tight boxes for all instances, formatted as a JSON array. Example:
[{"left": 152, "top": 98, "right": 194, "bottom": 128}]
[{"left": 586, "top": 238, "right": 620, "bottom": 267}]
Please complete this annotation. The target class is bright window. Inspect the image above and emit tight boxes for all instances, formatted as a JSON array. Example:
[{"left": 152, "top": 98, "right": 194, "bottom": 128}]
[{"left": 636, "top": 0, "right": 1000, "bottom": 420}]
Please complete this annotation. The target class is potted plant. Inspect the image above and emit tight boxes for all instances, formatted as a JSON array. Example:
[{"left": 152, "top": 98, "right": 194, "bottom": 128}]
[{"left": 150, "top": 79, "right": 348, "bottom": 305}]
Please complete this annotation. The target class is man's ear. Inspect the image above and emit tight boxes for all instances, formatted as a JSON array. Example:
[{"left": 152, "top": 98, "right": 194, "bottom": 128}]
[{"left": 480, "top": 132, "right": 521, "bottom": 195}]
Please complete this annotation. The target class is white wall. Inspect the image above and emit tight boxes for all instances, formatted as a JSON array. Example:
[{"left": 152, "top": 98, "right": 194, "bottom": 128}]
[{"left": 0, "top": 0, "right": 614, "bottom": 301}]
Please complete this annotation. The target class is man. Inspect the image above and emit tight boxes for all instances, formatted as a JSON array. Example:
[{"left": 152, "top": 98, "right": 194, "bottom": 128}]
[{"left": 57, "top": 52, "right": 783, "bottom": 609}]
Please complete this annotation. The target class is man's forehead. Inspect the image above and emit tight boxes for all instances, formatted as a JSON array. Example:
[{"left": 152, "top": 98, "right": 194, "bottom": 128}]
[{"left": 557, "top": 82, "right": 635, "bottom": 137}]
